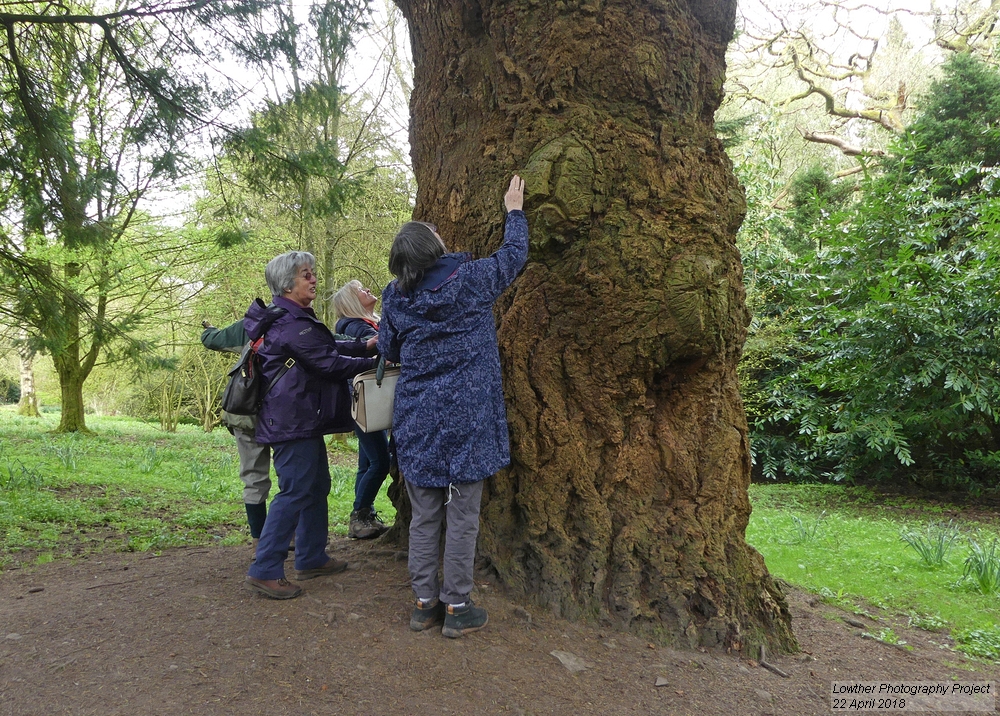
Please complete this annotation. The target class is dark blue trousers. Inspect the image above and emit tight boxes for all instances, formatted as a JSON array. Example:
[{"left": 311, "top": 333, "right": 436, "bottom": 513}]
[
  {"left": 247, "top": 436, "right": 331, "bottom": 581},
  {"left": 353, "top": 426, "right": 390, "bottom": 512}
]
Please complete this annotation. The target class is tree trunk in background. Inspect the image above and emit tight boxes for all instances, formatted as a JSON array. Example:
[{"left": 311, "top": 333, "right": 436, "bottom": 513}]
[
  {"left": 394, "top": 0, "right": 795, "bottom": 652},
  {"left": 16, "top": 338, "right": 40, "bottom": 417},
  {"left": 52, "top": 262, "right": 99, "bottom": 433},
  {"left": 54, "top": 362, "right": 87, "bottom": 432}
]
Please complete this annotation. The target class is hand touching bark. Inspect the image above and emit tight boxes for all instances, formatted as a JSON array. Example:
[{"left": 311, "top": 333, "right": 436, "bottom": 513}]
[{"left": 504, "top": 175, "right": 525, "bottom": 212}]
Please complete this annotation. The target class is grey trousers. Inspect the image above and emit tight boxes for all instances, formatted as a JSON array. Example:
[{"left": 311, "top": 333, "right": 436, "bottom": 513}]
[
  {"left": 406, "top": 480, "right": 484, "bottom": 606},
  {"left": 233, "top": 427, "right": 271, "bottom": 504}
]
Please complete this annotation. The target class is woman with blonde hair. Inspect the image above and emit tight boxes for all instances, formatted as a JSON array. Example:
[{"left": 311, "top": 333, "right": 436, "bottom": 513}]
[{"left": 333, "top": 279, "right": 391, "bottom": 540}]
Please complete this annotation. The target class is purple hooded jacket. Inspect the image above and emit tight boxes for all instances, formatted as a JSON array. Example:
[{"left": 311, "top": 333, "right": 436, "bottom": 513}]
[{"left": 244, "top": 296, "right": 376, "bottom": 444}]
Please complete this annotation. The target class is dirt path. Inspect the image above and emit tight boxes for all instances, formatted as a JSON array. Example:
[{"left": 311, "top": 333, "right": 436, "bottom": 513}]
[{"left": 1, "top": 539, "right": 997, "bottom": 716}]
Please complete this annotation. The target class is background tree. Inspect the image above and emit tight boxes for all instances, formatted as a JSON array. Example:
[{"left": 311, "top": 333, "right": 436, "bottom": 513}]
[
  {"left": 901, "top": 52, "right": 1000, "bottom": 193},
  {"left": 934, "top": 0, "right": 1000, "bottom": 58},
  {"left": 196, "top": 1, "right": 412, "bottom": 318},
  {"left": 0, "top": 0, "right": 294, "bottom": 432},
  {"left": 721, "top": 3, "right": 1000, "bottom": 492},
  {"left": 0, "top": 8, "right": 188, "bottom": 431},
  {"left": 393, "top": 0, "right": 795, "bottom": 651},
  {"left": 725, "top": 0, "right": 1000, "bottom": 164},
  {"left": 220, "top": 0, "right": 377, "bottom": 324},
  {"left": 182, "top": 2, "right": 412, "bottom": 432},
  {"left": 15, "top": 330, "right": 40, "bottom": 416},
  {"left": 0, "top": 1, "right": 406, "bottom": 429},
  {"left": 746, "top": 53, "right": 1000, "bottom": 489}
]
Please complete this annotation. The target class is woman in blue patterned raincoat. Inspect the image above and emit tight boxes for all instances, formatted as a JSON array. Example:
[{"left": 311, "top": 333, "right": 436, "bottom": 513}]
[{"left": 378, "top": 176, "right": 527, "bottom": 638}]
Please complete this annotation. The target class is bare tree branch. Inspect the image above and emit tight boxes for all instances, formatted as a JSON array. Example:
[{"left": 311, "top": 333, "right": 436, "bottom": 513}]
[
  {"left": 0, "top": 2, "right": 215, "bottom": 26},
  {"left": 835, "top": 165, "right": 866, "bottom": 178},
  {"left": 798, "top": 128, "right": 886, "bottom": 156},
  {"left": 787, "top": 46, "right": 906, "bottom": 134},
  {"left": 934, "top": 0, "right": 1000, "bottom": 53}
]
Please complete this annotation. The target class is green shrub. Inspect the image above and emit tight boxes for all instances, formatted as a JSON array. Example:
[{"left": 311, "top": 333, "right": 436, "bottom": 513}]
[
  {"left": 0, "top": 372, "right": 19, "bottom": 404},
  {"left": 742, "top": 55, "right": 1000, "bottom": 490}
]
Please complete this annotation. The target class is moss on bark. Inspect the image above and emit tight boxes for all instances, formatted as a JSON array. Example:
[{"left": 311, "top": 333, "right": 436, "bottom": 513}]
[{"left": 394, "top": 0, "right": 796, "bottom": 652}]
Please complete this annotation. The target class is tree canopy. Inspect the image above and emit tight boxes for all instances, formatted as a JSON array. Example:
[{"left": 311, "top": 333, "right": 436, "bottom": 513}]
[
  {"left": 0, "top": 0, "right": 410, "bottom": 430},
  {"left": 736, "top": 52, "right": 1000, "bottom": 490}
]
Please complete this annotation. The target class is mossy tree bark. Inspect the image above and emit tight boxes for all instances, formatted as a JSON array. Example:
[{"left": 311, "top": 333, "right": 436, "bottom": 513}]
[{"left": 393, "top": 0, "right": 795, "bottom": 652}]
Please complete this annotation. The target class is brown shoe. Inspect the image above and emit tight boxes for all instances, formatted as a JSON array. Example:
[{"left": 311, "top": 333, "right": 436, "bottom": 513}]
[
  {"left": 251, "top": 538, "right": 259, "bottom": 563},
  {"left": 245, "top": 576, "right": 302, "bottom": 600},
  {"left": 349, "top": 508, "right": 389, "bottom": 540},
  {"left": 295, "top": 557, "right": 348, "bottom": 580}
]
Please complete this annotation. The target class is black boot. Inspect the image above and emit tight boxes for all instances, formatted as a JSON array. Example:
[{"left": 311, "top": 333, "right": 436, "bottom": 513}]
[
  {"left": 409, "top": 597, "right": 445, "bottom": 632},
  {"left": 442, "top": 601, "right": 488, "bottom": 638},
  {"left": 245, "top": 503, "right": 266, "bottom": 562},
  {"left": 245, "top": 502, "right": 267, "bottom": 538}
]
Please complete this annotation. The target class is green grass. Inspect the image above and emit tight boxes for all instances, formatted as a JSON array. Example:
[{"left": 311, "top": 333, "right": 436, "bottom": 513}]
[
  {"left": 0, "top": 408, "right": 395, "bottom": 568},
  {"left": 4, "top": 409, "right": 996, "bottom": 660},
  {"left": 748, "top": 483, "right": 1000, "bottom": 660}
]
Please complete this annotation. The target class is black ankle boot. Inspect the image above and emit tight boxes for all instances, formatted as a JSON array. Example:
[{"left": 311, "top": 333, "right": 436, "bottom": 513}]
[
  {"left": 410, "top": 597, "right": 445, "bottom": 632},
  {"left": 442, "top": 601, "right": 488, "bottom": 638}
]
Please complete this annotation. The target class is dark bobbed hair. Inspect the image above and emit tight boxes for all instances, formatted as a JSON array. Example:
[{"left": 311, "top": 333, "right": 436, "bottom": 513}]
[{"left": 389, "top": 222, "right": 446, "bottom": 295}]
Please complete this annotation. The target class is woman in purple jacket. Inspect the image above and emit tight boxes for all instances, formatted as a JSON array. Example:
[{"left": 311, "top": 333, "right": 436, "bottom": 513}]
[
  {"left": 244, "top": 251, "right": 377, "bottom": 600},
  {"left": 378, "top": 176, "right": 527, "bottom": 637}
]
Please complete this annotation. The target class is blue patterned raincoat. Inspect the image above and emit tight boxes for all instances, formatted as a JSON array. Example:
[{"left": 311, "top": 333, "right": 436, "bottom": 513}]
[{"left": 378, "top": 210, "right": 528, "bottom": 487}]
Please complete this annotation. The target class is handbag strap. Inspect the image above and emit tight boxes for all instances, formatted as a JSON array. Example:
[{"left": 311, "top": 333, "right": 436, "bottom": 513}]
[
  {"left": 263, "top": 357, "right": 296, "bottom": 397},
  {"left": 247, "top": 303, "right": 294, "bottom": 401},
  {"left": 375, "top": 355, "right": 386, "bottom": 386}
]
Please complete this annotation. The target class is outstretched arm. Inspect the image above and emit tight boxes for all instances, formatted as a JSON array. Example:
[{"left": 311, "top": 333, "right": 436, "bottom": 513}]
[
  {"left": 200, "top": 319, "right": 248, "bottom": 353},
  {"left": 465, "top": 175, "right": 529, "bottom": 301}
]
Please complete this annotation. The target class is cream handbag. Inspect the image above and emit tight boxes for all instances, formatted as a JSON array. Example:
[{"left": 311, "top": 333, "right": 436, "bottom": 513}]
[{"left": 351, "top": 359, "right": 400, "bottom": 433}]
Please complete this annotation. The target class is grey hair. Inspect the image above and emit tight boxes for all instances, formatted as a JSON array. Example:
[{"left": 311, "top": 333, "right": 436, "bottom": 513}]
[
  {"left": 333, "top": 279, "right": 379, "bottom": 320},
  {"left": 389, "top": 222, "right": 446, "bottom": 295},
  {"left": 265, "top": 251, "right": 315, "bottom": 296}
]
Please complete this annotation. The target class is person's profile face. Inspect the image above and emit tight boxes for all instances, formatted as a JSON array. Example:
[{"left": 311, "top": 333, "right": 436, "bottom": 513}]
[
  {"left": 286, "top": 265, "right": 317, "bottom": 307},
  {"left": 357, "top": 285, "right": 378, "bottom": 311}
]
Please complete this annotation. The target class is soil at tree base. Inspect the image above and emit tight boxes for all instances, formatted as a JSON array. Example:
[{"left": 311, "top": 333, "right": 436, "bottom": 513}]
[{"left": 1, "top": 539, "right": 997, "bottom": 715}]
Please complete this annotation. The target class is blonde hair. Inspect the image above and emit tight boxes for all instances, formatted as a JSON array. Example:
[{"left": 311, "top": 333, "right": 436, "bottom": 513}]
[{"left": 333, "top": 279, "right": 379, "bottom": 320}]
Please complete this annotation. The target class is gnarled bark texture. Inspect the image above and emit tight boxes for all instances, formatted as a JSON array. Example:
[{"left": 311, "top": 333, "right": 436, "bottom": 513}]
[{"left": 394, "top": 0, "right": 795, "bottom": 652}]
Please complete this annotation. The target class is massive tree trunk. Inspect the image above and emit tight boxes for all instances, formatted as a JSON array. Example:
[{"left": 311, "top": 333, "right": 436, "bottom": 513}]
[{"left": 394, "top": 0, "right": 795, "bottom": 652}]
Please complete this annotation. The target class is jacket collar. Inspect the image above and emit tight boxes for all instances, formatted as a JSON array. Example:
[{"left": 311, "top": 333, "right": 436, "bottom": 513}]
[
  {"left": 273, "top": 295, "right": 320, "bottom": 320},
  {"left": 414, "top": 253, "right": 471, "bottom": 294}
]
